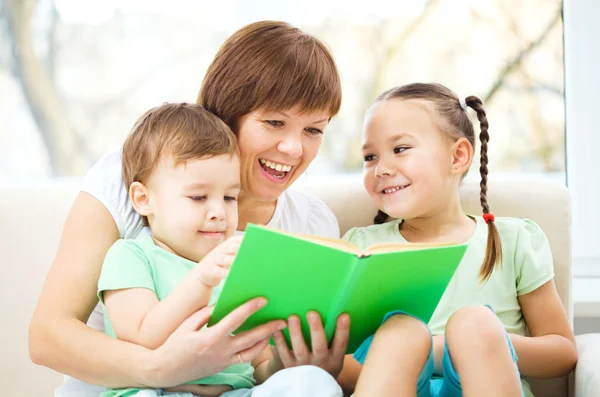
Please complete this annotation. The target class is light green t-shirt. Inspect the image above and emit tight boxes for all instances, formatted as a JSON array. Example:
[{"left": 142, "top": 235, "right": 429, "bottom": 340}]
[
  {"left": 97, "top": 235, "right": 255, "bottom": 397},
  {"left": 343, "top": 215, "right": 554, "bottom": 397}
]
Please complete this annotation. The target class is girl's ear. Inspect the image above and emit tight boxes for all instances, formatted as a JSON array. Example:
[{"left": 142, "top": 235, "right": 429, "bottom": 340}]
[
  {"left": 451, "top": 137, "right": 474, "bottom": 175},
  {"left": 130, "top": 181, "right": 153, "bottom": 218}
]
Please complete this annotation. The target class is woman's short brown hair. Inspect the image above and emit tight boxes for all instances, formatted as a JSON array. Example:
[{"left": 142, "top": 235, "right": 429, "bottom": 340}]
[
  {"left": 198, "top": 21, "right": 342, "bottom": 131},
  {"left": 122, "top": 103, "right": 238, "bottom": 190}
]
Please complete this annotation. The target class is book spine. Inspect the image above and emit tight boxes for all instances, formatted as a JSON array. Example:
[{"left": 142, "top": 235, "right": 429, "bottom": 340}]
[{"left": 323, "top": 256, "right": 369, "bottom": 344}]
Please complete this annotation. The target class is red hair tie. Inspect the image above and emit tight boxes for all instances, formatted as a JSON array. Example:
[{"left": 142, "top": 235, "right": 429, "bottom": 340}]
[{"left": 483, "top": 213, "right": 495, "bottom": 224}]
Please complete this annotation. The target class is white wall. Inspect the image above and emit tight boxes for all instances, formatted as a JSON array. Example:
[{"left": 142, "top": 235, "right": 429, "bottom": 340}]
[{"left": 564, "top": 0, "right": 600, "bottom": 272}]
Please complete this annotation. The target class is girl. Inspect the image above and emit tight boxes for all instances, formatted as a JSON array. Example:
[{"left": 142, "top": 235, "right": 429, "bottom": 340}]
[{"left": 343, "top": 83, "right": 577, "bottom": 397}]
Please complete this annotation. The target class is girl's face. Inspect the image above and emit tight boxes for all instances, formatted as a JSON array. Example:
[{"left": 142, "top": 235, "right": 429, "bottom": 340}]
[
  {"left": 236, "top": 106, "right": 330, "bottom": 202},
  {"left": 361, "top": 99, "right": 463, "bottom": 220}
]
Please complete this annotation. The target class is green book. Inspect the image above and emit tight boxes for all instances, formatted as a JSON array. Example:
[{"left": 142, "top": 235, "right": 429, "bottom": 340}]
[{"left": 209, "top": 223, "right": 467, "bottom": 354}]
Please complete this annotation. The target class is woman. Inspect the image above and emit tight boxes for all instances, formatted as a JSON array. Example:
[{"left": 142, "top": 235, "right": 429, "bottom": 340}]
[{"left": 29, "top": 21, "right": 359, "bottom": 396}]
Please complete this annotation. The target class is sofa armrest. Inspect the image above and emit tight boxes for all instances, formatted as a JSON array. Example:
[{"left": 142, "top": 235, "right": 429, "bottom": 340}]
[{"left": 575, "top": 333, "right": 600, "bottom": 397}]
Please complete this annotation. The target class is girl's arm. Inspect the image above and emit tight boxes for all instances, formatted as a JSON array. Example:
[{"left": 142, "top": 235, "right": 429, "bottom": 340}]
[{"left": 512, "top": 279, "right": 577, "bottom": 377}]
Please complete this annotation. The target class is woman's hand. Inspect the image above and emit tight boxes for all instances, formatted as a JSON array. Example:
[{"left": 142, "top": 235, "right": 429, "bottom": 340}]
[
  {"left": 147, "top": 297, "right": 286, "bottom": 388},
  {"left": 272, "top": 311, "right": 350, "bottom": 379}
]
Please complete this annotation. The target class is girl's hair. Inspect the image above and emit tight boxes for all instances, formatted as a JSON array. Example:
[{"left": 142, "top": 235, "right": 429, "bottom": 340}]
[
  {"left": 198, "top": 21, "right": 342, "bottom": 132},
  {"left": 372, "top": 83, "right": 502, "bottom": 282}
]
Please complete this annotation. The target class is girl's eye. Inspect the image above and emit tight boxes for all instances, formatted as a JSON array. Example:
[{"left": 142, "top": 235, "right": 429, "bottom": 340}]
[
  {"left": 189, "top": 196, "right": 207, "bottom": 201},
  {"left": 306, "top": 128, "right": 323, "bottom": 135},
  {"left": 265, "top": 120, "right": 284, "bottom": 127},
  {"left": 394, "top": 146, "right": 409, "bottom": 154},
  {"left": 224, "top": 196, "right": 237, "bottom": 202},
  {"left": 363, "top": 154, "right": 376, "bottom": 162}
]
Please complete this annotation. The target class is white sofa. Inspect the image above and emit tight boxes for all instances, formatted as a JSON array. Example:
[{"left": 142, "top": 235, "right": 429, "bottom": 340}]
[{"left": 2, "top": 178, "right": 600, "bottom": 396}]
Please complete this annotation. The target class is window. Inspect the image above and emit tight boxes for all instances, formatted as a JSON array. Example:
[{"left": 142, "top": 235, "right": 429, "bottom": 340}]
[
  {"left": 564, "top": 0, "right": 600, "bottom": 278},
  {"left": 1, "top": 0, "right": 565, "bottom": 183}
]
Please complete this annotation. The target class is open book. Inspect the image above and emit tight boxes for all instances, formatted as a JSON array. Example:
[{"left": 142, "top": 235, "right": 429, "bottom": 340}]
[{"left": 209, "top": 224, "right": 467, "bottom": 353}]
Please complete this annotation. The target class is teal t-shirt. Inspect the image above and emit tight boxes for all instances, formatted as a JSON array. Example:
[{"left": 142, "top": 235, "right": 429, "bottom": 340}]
[
  {"left": 97, "top": 236, "right": 255, "bottom": 397},
  {"left": 343, "top": 215, "right": 554, "bottom": 397}
]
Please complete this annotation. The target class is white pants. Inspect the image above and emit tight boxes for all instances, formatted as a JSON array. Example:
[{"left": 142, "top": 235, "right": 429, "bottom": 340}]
[{"left": 56, "top": 366, "right": 343, "bottom": 397}]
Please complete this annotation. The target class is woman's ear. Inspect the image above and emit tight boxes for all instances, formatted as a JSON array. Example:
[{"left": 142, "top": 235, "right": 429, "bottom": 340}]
[
  {"left": 129, "top": 181, "right": 153, "bottom": 218},
  {"left": 451, "top": 137, "right": 474, "bottom": 175}
]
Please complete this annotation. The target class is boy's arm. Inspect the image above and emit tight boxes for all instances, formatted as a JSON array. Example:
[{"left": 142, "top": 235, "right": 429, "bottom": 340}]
[
  {"left": 511, "top": 280, "right": 577, "bottom": 377},
  {"left": 104, "top": 236, "right": 242, "bottom": 350},
  {"left": 104, "top": 271, "right": 213, "bottom": 350}
]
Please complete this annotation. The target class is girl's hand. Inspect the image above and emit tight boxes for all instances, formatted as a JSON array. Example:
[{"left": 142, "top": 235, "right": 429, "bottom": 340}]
[
  {"left": 272, "top": 311, "right": 350, "bottom": 379},
  {"left": 147, "top": 297, "right": 286, "bottom": 388},
  {"left": 195, "top": 236, "right": 243, "bottom": 287}
]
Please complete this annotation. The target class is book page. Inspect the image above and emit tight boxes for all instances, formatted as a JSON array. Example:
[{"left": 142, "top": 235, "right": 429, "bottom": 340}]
[
  {"left": 365, "top": 241, "right": 457, "bottom": 255},
  {"left": 251, "top": 224, "right": 360, "bottom": 254}
]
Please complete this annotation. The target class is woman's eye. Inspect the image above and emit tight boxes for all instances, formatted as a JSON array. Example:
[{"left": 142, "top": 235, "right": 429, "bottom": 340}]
[
  {"left": 189, "top": 196, "right": 207, "bottom": 201},
  {"left": 394, "top": 146, "right": 409, "bottom": 154},
  {"left": 265, "top": 120, "right": 284, "bottom": 127},
  {"left": 306, "top": 128, "right": 323, "bottom": 135},
  {"left": 363, "top": 154, "right": 376, "bottom": 162}
]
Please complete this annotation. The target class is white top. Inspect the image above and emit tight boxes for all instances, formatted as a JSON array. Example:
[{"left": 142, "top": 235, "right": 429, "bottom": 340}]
[{"left": 56, "top": 150, "right": 340, "bottom": 396}]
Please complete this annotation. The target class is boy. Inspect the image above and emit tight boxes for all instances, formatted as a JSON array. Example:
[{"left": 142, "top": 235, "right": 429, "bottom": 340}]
[{"left": 99, "top": 103, "right": 256, "bottom": 396}]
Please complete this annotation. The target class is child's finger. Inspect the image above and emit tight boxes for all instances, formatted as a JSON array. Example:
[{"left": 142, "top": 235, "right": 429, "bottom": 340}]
[
  {"left": 307, "top": 311, "right": 328, "bottom": 358},
  {"left": 287, "top": 315, "right": 310, "bottom": 362},
  {"left": 217, "top": 253, "right": 236, "bottom": 268},
  {"left": 330, "top": 313, "right": 350, "bottom": 358},
  {"left": 201, "top": 267, "right": 229, "bottom": 285},
  {"left": 272, "top": 330, "right": 295, "bottom": 366},
  {"left": 224, "top": 236, "right": 243, "bottom": 251}
]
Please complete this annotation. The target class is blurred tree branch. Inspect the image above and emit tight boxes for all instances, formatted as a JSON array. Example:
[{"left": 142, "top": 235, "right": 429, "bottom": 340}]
[
  {"left": 4, "top": 0, "right": 86, "bottom": 175},
  {"left": 369, "top": 0, "right": 440, "bottom": 101},
  {"left": 343, "top": 0, "right": 440, "bottom": 169},
  {"left": 484, "top": 6, "right": 563, "bottom": 103}
]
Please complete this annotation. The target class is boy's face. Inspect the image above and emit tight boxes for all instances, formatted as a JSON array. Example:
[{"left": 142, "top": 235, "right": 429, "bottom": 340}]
[{"left": 142, "top": 153, "right": 240, "bottom": 263}]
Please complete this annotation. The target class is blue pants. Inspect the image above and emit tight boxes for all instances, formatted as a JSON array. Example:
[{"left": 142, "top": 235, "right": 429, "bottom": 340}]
[{"left": 354, "top": 309, "right": 524, "bottom": 397}]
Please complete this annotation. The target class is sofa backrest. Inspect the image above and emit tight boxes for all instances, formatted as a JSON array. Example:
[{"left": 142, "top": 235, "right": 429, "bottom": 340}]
[{"left": 1, "top": 178, "right": 572, "bottom": 396}]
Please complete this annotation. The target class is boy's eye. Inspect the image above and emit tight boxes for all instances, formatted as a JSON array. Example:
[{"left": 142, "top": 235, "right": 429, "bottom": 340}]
[
  {"left": 394, "top": 146, "right": 409, "bottom": 154},
  {"left": 306, "top": 127, "right": 323, "bottom": 135},
  {"left": 189, "top": 196, "right": 207, "bottom": 201},
  {"left": 224, "top": 196, "right": 237, "bottom": 202},
  {"left": 265, "top": 120, "right": 284, "bottom": 127},
  {"left": 363, "top": 154, "right": 376, "bottom": 162}
]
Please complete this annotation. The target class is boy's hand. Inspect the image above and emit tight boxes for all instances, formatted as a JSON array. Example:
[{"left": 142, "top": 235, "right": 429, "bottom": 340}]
[{"left": 195, "top": 236, "right": 243, "bottom": 287}]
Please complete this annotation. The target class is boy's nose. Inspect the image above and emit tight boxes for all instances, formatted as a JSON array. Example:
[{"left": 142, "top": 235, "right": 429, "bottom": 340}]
[{"left": 208, "top": 204, "right": 226, "bottom": 221}]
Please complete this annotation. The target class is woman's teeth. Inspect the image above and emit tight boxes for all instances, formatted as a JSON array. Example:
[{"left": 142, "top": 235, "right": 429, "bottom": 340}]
[
  {"left": 259, "top": 159, "right": 292, "bottom": 172},
  {"left": 383, "top": 185, "right": 410, "bottom": 194}
]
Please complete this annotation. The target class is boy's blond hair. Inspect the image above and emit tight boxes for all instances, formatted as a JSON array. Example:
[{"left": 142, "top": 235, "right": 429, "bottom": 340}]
[{"left": 122, "top": 103, "right": 238, "bottom": 191}]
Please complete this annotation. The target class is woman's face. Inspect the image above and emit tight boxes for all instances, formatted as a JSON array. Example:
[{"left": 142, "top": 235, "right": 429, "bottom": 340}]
[{"left": 236, "top": 106, "right": 330, "bottom": 202}]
